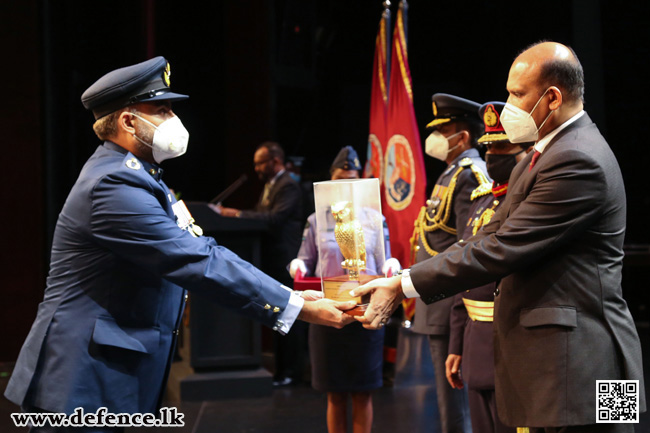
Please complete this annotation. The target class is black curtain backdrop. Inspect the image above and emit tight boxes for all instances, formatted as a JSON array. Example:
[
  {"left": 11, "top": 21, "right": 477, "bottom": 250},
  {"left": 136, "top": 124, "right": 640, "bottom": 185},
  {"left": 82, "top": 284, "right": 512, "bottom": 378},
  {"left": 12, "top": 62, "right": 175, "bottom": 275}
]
[{"left": 1, "top": 0, "right": 649, "bottom": 361}]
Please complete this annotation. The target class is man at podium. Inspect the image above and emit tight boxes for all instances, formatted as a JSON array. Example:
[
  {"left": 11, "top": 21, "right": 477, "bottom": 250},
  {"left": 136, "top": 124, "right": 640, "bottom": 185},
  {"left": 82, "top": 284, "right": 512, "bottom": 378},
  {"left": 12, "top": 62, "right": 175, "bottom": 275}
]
[{"left": 217, "top": 141, "right": 307, "bottom": 387}]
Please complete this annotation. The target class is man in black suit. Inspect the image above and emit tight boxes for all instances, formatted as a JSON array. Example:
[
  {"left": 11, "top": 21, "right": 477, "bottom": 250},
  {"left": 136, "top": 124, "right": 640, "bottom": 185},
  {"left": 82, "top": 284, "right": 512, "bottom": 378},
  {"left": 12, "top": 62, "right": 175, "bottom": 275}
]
[
  {"left": 220, "top": 141, "right": 305, "bottom": 386},
  {"left": 220, "top": 142, "right": 303, "bottom": 285},
  {"left": 353, "top": 41, "right": 646, "bottom": 432}
]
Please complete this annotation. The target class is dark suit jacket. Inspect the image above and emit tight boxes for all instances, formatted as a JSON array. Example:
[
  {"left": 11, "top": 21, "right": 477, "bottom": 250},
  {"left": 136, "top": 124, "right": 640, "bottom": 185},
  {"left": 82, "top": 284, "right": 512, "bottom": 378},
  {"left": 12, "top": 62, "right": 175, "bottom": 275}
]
[
  {"left": 409, "top": 114, "right": 646, "bottom": 427},
  {"left": 5, "top": 142, "right": 292, "bottom": 415},
  {"left": 239, "top": 170, "right": 302, "bottom": 285}
]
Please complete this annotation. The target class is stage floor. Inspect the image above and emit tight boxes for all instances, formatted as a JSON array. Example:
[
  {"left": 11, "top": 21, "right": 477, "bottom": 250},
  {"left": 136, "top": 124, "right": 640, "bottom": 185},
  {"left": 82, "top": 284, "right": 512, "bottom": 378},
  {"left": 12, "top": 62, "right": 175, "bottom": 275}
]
[{"left": 2, "top": 326, "right": 648, "bottom": 432}]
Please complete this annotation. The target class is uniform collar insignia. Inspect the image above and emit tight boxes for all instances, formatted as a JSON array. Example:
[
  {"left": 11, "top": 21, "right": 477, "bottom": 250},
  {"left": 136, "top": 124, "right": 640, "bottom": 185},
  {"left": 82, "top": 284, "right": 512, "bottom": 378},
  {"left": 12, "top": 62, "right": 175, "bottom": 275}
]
[{"left": 126, "top": 158, "right": 141, "bottom": 170}]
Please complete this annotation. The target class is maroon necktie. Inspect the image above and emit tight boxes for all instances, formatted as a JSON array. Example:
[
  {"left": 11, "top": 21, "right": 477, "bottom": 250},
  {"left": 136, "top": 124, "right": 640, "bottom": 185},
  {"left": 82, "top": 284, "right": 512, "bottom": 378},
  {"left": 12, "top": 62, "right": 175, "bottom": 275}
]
[{"left": 529, "top": 150, "right": 541, "bottom": 171}]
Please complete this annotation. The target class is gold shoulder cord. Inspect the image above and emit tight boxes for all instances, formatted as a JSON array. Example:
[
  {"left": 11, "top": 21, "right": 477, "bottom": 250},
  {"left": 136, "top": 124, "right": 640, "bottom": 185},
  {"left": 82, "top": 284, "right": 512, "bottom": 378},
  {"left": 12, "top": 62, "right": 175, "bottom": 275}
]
[
  {"left": 469, "top": 163, "right": 491, "bottom": 188},
  {"left": 470, "top": 165, "right": 498, "bottom": 236},
  {"left": 411, "top": 160, "right": 492, "bottom": 258},
  {"left": 472, "top": 201, "right": 499, "bottom": 236}
]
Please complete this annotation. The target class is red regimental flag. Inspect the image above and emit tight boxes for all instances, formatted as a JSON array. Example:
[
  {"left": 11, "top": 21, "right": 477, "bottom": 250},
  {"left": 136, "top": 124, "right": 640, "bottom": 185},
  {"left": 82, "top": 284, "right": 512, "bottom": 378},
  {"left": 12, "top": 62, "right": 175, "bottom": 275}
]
[
  {"left": 383, "top": 3, "right": 425, "bottom": 320},
  {"left": 364, "top": 6, "right": 390, "bottom": 201}
]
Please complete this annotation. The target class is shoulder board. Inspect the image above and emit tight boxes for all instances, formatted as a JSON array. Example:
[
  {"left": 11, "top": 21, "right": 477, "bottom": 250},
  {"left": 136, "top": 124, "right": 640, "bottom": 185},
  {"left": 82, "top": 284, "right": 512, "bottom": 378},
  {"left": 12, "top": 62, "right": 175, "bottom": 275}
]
[
  {"left": 471, "top": 182, "right": 493, "bottom": 200},
  {"left": 459, "top": 157, "right": 473, "bottom": 168}
]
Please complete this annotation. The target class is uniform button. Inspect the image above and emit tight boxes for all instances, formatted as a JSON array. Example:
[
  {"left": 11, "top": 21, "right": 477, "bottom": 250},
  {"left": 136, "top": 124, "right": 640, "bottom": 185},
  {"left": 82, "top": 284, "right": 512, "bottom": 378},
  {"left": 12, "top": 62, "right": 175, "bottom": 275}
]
[
  {"left": 184, "top": 294, "right": 189, "bottom": 302},
  {"left": 264, "top": 304, "right": 271, "bottom": 310},
  {"left": 273, "top": 307, "right": 280, "bottom": 313},
  {"left": 149, "top": 168, "right": 157, "bottom": 175},
  {"left": 494, "top": 288, "right": 500, "bottom": 297}
]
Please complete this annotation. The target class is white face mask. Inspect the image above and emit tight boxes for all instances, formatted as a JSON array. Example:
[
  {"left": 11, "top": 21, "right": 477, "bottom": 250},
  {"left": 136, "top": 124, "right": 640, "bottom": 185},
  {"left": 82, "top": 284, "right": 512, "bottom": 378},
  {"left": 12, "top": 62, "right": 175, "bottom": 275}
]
[
  {"left": 131, "top": 113, "right": 190, "bottom": 163},
  {"left": 500, "top": 88, "right": 555, "bottom": 143},
  {"left": 425, "top": 130, "right": 464, "bottom": 161}
]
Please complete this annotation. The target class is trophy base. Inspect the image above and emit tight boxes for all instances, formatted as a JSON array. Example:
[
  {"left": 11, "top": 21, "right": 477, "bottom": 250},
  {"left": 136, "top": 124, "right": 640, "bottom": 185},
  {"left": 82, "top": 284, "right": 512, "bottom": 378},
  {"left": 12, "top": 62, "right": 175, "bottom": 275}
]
[
  {"left": 345, "top": 303, "right": 368, "bottom": 317},
  {"left": 322, "top": 275, "right": 379, "bottom": 316}
]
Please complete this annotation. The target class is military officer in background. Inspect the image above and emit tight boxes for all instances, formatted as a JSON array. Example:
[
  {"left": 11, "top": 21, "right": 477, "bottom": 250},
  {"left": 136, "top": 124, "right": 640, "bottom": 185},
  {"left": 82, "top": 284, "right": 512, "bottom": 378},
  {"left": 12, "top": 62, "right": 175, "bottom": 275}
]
[
  {"left": 290, "top": 146, "right": 400, "bottom": 433},
  {"left": 4, "top": 57, "right": 354, "bottom": 432},
  {"left": 410, "top": 93, "right": 491, "bottom": 433},
  {"left": 446, "top": 102, "right": 532, "bottom": 433}
]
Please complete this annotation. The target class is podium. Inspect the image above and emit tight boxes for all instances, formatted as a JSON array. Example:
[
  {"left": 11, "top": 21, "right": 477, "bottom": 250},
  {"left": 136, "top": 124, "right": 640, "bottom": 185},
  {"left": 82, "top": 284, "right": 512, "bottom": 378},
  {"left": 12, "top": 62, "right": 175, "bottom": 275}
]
[{"left": 168, "top": 202, "right": 272, "bottom": 402}]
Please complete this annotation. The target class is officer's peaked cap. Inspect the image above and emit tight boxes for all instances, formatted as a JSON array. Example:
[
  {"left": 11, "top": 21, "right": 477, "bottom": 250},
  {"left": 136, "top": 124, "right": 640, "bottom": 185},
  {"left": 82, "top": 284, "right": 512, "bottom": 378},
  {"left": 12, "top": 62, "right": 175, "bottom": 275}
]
[
  {"left": 477, "top": 101, "right": 509, "bottom": 144},
  {"left": 81, "top": 56, "right": 189, "bottom": 120},
  {"left": 426, "top": 93, "right": 480, "bottom": 129}
]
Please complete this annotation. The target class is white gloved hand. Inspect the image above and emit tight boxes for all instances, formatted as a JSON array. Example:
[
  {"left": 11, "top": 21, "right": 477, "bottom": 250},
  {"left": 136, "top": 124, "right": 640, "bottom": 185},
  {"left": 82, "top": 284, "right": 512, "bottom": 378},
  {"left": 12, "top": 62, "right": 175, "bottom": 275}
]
[
  {"left": 289, "top": 258, "right": 307, "bottom": 279},
  {"left": 382, "top": 257, "right": 401, "bottom": 277}
]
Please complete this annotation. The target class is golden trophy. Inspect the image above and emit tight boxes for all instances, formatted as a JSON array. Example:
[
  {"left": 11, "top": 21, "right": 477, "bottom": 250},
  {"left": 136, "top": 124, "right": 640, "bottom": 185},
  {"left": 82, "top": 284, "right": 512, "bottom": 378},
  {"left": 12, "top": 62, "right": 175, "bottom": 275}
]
[
  {"left": 332, "top": 201, "right": 366, "bottom": 279},
  {"left": 313, "top": 178, "right": 385, "bottom": 316}
]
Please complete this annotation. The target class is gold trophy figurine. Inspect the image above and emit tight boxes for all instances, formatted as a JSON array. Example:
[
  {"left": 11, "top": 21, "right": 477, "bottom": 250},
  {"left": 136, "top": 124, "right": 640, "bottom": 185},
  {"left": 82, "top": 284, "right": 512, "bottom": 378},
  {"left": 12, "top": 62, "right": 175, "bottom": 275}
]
[
  {"left": 331, "top": 201, "right": 366, "bottom": 279},
  {"left": 313, "top": 178, "right": 384, "bottom": 316}
]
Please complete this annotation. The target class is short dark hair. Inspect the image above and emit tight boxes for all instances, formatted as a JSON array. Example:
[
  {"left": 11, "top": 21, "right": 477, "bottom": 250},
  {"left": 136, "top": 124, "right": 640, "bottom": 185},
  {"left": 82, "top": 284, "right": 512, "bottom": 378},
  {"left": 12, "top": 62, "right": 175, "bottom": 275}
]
[
  {"left": 522, "top": 41, "right": 585, "bottom": 104},
  {"left": 92, "top": 106, "right": 138, "bottom": 141},
  {"left": 455, "top": 118, "right": 484, "bottom": 148},
  {"left": 257, "top": 141, "right": 285, "bottom": 163}
]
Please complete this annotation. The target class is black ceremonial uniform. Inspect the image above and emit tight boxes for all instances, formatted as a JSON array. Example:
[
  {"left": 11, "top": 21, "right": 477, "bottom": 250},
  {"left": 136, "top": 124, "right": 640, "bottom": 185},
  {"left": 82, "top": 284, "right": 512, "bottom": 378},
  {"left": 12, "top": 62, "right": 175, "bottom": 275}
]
[{"left": 449, "top": 182, "right": 514, "bottom": 433}]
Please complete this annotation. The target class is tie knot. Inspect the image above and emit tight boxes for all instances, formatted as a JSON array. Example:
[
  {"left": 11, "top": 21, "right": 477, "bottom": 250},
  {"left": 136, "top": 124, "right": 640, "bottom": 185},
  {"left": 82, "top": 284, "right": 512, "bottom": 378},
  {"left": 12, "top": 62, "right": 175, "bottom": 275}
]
[{"left": 529, "top": 150, "right": 541, "bottom": 171}]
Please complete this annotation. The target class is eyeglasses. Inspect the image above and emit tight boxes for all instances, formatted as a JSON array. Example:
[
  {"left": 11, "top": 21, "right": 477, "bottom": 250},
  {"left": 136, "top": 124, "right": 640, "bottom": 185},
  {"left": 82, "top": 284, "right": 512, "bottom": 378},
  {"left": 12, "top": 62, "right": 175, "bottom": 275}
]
[{"left": 254, "top": 158, "right": 273, "bottom": 167}]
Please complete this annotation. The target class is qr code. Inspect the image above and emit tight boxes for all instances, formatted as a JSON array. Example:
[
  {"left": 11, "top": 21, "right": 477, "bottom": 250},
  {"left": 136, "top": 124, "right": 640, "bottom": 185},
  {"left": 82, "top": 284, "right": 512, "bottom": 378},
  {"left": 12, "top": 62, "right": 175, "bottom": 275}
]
[{"left": 597, "top": 380, "right": 639, "bottom": 423}]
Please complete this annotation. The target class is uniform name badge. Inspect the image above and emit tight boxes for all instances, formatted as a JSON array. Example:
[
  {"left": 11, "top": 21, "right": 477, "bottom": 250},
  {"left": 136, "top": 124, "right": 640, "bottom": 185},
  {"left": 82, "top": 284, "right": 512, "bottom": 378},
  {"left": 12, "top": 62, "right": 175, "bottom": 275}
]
[
  {"left": 313, "top": 178, "right": 386, "bottom": 316},
  {"left": 172, "top": 200, "right": 204, "bottom": 237}
]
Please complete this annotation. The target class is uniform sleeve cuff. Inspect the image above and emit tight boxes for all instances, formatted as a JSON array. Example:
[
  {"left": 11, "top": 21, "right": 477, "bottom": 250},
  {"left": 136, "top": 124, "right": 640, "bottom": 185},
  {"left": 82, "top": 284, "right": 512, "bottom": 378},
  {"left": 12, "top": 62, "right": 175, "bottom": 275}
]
[
  {"left": 273, "top": 290, "right": 304, "bottom": 335},
  {"left": 401, "top": 269, "right": 420, "bottom": 298}
]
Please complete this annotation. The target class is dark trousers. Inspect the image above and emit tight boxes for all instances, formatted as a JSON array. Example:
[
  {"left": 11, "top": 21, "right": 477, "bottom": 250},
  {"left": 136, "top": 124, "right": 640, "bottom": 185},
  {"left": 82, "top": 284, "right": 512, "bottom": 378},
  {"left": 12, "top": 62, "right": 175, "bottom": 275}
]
[
  {"left": 274, "top": 320, "right": 308, "bottom": 382},
  {"left": 468, "top": 389, "right": 515, "bottom": 433},
  {"left": 428, "top": 334, "right": 472, "bottom": 433}
]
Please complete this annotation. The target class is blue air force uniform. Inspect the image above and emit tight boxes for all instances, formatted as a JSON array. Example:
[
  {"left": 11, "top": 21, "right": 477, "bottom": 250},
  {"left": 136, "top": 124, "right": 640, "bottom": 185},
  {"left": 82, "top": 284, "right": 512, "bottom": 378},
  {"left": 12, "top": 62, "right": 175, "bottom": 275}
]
[{"left": 5, "top": 57, "right": 299, "bottom": 416}]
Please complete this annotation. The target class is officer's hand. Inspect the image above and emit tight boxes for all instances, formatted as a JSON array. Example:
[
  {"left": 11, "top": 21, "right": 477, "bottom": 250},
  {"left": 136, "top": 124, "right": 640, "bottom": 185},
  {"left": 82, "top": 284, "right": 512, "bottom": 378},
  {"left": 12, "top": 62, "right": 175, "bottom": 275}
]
[
  {"left": 219, "top": 206, "right": 241, "bottom": 218},
  {"left": 300, "top": 290, "right": 324, "bottom": 302},
  {"left": 445, "top": 354, "right": 464, "bottom": 389},
  {"left": 350, "top": 275, "right": 404, "bottom": 330},
  {"left": 298, "top": 299, "right": 356, "bottom": 329}
]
